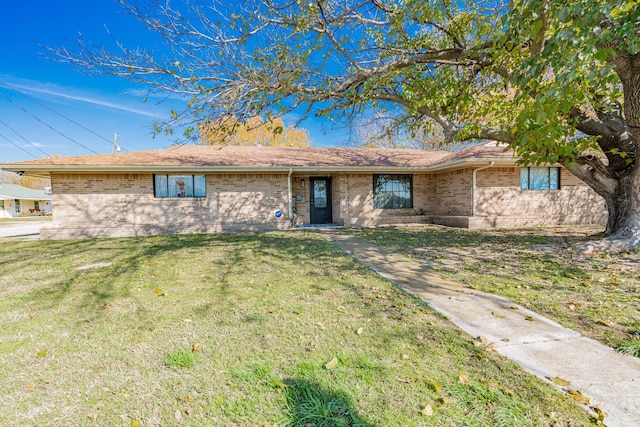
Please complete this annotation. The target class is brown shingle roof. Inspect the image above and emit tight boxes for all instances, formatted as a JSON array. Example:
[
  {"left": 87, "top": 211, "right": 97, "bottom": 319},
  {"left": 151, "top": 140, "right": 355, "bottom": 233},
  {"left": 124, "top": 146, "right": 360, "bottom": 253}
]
[{"left": 0, "top": 143, "right": 517, "bottom": 173}]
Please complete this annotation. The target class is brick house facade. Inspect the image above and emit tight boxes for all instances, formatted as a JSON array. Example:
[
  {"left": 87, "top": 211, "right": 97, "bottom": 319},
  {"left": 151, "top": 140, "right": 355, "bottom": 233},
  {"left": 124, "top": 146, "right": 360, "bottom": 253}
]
[{"left": 1, "top": 144, "right": 607, "bottom": 239}]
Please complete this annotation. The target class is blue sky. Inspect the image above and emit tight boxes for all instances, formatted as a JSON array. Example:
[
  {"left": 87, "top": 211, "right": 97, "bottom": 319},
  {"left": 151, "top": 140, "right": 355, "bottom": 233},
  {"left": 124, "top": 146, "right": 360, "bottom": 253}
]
[{"left": 0, "top": 0, "right": 342, "bottom": 163}]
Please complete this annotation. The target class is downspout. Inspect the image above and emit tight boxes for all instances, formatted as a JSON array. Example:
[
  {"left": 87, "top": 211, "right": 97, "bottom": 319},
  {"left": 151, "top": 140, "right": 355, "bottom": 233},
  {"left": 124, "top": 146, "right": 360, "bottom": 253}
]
[
  {"left": 287, "top": 168, "right": 293, "bottom": 223},
  {"left": 472, "top": 161, "right": 495, "bottom": 216}
]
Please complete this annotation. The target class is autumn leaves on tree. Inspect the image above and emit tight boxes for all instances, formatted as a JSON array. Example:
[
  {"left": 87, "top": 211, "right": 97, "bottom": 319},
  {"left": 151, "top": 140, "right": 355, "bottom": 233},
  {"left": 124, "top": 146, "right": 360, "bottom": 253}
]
[{"left": 198, "top": 116, "right": 310, "bottom": 147}]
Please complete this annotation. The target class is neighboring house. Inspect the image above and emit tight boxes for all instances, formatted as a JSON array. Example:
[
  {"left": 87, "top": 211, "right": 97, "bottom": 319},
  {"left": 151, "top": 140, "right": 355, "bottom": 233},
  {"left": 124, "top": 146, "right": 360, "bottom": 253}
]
[
  {"left": 0, "top": 144, "right": 606, "bottom": 239},
  {"left": 0, "top": 183, "right": 52, "bottom": 219}
]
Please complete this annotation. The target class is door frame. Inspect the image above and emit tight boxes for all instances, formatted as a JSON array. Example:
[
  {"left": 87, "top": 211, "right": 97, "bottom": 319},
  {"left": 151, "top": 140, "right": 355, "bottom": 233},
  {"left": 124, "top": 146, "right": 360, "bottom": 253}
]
[{"left": 309, "top": 177, "right": 332, "bottom": 224}]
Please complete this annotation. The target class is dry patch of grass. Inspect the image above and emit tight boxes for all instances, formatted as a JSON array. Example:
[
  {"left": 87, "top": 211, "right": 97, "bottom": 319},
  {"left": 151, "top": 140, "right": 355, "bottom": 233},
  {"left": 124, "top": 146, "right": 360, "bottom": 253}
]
[
  {"left": 348, "top": 225, "right": 640, "bottom": 352},
  {"left": 0, "top": 232, "right": 593, "bottom": 425}
]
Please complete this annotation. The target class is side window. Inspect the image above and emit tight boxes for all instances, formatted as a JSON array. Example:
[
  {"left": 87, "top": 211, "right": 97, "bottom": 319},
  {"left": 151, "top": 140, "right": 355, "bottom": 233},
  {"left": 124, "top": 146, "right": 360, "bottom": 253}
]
[
  {"left": 154, "top": 175, "right": 206, "bottom": 198},
  {"left": 520, "top": 168, "right": 560, "bottom": 190}
]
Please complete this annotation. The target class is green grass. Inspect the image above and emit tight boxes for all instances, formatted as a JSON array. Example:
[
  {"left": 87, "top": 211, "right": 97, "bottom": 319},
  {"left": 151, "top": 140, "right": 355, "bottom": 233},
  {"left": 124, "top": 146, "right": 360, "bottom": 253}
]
[
  {"left": 0, "top": 232, "right": 593, "bottom": 425},
  {"left": 164, "top": 347, "right": 197, "bottom": 369},
  {"left": 0, "top": 216, "right": 52, "bottom": 224},
  {"left": 347, "top": 225, "right": 640, "bottom": 351}
]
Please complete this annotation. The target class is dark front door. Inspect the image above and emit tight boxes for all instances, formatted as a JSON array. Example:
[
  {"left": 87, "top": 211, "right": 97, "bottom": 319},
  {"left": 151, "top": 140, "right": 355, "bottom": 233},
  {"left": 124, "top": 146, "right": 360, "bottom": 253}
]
[{"left": 310, "top": 177, "right": 332, "bottom": 224}]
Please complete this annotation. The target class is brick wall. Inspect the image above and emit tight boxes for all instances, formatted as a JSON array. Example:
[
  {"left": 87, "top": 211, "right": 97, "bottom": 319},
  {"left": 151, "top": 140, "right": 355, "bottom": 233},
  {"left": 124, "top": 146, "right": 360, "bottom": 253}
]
[
  {"left": 473, "top": 166, "right": 606, "bottom": 226},
  {"left": 432, "top": 169, "right": 473, "bottom": 216},
  {"left": 42, "top": 166, "right": 607, "bottom": 239},
  {"left": 44, "top": 173, "right": 294, "bottom": 239},
  {"left": 331, "top": 173, "right": 431, "bottom": 226}
]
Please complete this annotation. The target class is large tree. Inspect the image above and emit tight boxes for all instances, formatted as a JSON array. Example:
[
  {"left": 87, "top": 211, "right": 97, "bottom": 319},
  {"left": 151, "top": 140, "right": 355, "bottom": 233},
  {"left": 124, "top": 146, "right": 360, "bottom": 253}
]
[{"left": 51, "top": 0, "right": 640, "bottom": 250}]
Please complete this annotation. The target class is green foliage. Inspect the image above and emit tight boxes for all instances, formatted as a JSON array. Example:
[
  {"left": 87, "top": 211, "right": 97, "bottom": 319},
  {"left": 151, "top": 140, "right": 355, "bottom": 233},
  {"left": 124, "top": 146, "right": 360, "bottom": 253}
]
[
  {"left": 164, "top": 347, "right": 197, "bottom": 369},
  {"left": 56, "top": 0, "right": 640, "bottom": 169},
  {"left": 617, "top": 340, "right": 640, "bottom": 357}
]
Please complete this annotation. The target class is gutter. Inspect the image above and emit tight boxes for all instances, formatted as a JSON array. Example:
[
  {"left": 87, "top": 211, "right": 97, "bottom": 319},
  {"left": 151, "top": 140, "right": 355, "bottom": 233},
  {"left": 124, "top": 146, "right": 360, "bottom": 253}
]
[
  {"left": 287, "top": 168, "right": 293, "bottom": 222},
  {"left": 0, "top": 158, "right": 515, "bottom": 175},
  {"left": 472, "top": 161, "right": 495, "bottom": 216}
]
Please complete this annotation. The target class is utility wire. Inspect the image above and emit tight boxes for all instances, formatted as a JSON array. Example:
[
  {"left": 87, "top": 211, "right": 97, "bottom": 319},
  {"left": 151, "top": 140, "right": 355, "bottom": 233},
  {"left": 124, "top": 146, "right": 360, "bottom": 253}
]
[
  {"left": 0, "top": 132, "right": 38, "bottom": 159},
  {"left": 0, "top": 118, "right": 51, "bottom": 157},
  {"left": 0, "top": 81, "right": 128, "bottom": 152},
  {"left": 0, "top": 92, "right": 100, "bottom": 154}
]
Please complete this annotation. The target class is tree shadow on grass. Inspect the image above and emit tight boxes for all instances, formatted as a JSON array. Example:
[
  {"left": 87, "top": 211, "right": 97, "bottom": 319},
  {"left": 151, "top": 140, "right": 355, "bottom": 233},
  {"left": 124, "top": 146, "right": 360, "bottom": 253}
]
[{"left": 283, "top": 378, "right": 375, "bottom": 427}]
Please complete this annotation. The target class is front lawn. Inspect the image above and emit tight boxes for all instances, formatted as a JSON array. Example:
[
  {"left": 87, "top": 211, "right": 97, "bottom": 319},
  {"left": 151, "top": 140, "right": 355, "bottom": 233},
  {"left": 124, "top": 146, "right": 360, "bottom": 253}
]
[
  {"left": 0, "top": 232, "right": 592, "bottom": 426},
  {"left": 347, "top": 225, "right": 640, "bottom": 354}
]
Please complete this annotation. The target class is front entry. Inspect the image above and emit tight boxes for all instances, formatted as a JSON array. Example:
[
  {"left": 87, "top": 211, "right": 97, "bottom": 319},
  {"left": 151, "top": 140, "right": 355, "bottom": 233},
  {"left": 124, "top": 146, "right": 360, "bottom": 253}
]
[{"left": 310, "top": 177, "right": 332, "bottom": 224}]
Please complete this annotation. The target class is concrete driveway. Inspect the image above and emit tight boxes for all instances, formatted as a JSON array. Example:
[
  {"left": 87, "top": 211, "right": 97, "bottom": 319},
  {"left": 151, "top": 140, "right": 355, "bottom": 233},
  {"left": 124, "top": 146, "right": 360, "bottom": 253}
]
[{"left": 0, "top": 221, "right": 49, "bottom": 239}]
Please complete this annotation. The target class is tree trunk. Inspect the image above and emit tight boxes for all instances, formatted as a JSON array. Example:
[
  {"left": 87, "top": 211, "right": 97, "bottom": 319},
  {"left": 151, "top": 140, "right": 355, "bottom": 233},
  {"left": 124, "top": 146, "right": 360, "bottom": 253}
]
[{"left": 578, "top": 171, "right": 640, "bottom": 253}]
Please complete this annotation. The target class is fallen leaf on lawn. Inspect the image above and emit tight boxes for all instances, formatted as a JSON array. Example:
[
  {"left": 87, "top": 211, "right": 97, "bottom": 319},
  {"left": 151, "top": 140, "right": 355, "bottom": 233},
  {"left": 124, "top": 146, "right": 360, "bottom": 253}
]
[
  {"left": 184, "top": 407, "right": 193, "bottom": 416},
  {"left": 129, "top": 421, "right": 141, "bottom": 427},
  {"left": 324, "top": 357, "right": 338, "bottom": 370},
  {"left": 595, "top": 319, "right": 611, "bottom": 327},
  {"left": 28, "top": 313, "right": 36, "bottom": 319},
  {"left": 154, "top": 288, "right": 163, "bottom": 294},
  {"left": 568, "top": 388, "right": 590, "bottom": 405},
  {"left": 491, "top": 311, "right": 506, "bottom": 318},
  {"left": 458, "top": 375, "right": 470, "bottom": 384},
  {"left": 87, "top": 413, "right": 98, "bottom": 421},
  {"left": 396, "top": 377, "right": 412, "bottom": 383},
  {"left": 356, "top": 327, "right": 364, "bottom": 335},
  {"left": 177, "top": 395, "right": 192, "bottom": 403},
  {"left": 502, "top": 387, "right": 515, "bottom": 396},
  {"left": 183, "top": 318, "right": 192, "bottom": 323},
  {"left": 401, "top": 353, "right": 410, "bottom": 360},
  {"left": 593, "top": 405, "right": 607, "bottom": 421},
  {"left": 428, "top": 379, "right": 441, "bottom": 392},
  {"left": 437, "top": 396, "right": 451, "bottom": 405},
  {"left": 175, "top": 409, "right": 183, "bottom": 423},
  {"left": 474, "top": 336, "right": 487, "bottom": 347},
  {"left": 421, "top": 404, "right": 434, "bottom": 416},
  {"left": 549, "top": 376, "right": 570, "bottom": 387},
  {"left": 26, "top": 384, "right": 34, "bottom": 390},
  {"left": 36, "top": 349, "right": 48, "bottom": 358},
  {"left": 192, "top": 343, "right": 202, "bottom": 352},
  {"left": 525, "top": 316, "right": 535, "bottom": 322},
  {"left": 337, "top": 306, "right": 346, "bottom": 312}
]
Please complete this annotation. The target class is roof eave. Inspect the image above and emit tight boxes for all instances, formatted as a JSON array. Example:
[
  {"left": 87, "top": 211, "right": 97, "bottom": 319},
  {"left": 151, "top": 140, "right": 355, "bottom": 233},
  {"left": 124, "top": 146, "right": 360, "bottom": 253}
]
[
  {"left": 425, "top": 157, "right": 517, "bottom": 172},
  {"left": 1, "top": 157, "right": 519, "bottom": 175}
]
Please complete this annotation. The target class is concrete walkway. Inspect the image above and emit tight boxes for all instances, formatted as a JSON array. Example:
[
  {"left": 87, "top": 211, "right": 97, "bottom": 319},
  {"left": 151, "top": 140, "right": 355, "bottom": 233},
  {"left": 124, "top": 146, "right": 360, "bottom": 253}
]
[
  {"left": 0, "top": 221, "right": 46, "bottom": 239},
  {"left": 319, "top": 228, "right": 640, "bottom": 427}
]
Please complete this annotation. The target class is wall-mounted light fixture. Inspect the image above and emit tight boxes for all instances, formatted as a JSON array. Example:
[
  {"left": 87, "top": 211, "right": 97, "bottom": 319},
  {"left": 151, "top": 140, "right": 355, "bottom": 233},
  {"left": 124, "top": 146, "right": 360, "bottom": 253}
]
[{"left": 300, "top": 178, "right": 305, "bottom": 188}]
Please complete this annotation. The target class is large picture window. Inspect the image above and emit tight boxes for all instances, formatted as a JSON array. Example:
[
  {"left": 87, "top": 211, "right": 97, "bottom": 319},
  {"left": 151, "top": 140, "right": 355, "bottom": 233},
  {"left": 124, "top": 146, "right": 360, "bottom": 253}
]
[
  {"left": 520, "top": 167, "right": 560, "bottom": 190},
  {"left": 154, "top": 174, "right": 206, "bottom": 198},
  {"left": 373, "top": 174, "right": 413, "bottom": 209}
]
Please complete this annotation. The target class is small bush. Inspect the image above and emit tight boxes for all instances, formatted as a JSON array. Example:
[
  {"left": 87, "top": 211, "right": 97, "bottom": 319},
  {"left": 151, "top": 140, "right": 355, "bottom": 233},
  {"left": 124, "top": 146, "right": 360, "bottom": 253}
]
[{"left": 164, "top": 347, "right": 197, "bottom": 369}]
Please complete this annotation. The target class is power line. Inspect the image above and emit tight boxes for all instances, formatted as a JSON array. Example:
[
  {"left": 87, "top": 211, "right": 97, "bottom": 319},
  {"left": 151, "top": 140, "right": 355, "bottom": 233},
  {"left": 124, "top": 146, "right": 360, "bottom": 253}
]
[
  {"left": 0, "top": 132, "right": 38, "bottom": 159},
  {"left": 0, "top": 92, "right": 99, "bottom": 154},
  {"left": 0, "top": 81, "right": 128, "bottom": 152},
  {"left": 1, "top": 81, "right": 111, "bottom": 143},
  {"left": 0, "top": 118, "right": 51, "bottom": 157}
]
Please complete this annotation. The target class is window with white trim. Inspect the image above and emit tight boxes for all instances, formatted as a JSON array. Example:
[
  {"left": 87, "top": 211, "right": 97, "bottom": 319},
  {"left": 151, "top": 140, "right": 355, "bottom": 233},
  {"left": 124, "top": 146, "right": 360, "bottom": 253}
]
[
  {"left": 154, "top": 175, "right": 206, "bottom": 198},
  {"left": 520, "top": 167, "right": 560, "bottom": 190}
]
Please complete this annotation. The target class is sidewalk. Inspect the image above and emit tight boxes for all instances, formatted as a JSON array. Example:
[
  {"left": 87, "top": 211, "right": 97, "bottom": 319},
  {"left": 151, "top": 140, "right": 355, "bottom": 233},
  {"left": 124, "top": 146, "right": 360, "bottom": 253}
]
[{"left": 319, "top": 228, "right": 640, "bottom": 427}]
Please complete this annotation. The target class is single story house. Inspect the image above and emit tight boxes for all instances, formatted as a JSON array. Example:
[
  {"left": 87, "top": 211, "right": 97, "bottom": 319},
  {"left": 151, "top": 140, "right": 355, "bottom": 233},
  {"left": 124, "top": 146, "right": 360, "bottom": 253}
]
[
  {"left": 0, "top": 144, "right": 606, "bottom": 239},
  {"left": 0, "top": 183, "right": 52, "bottom": 218}
]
